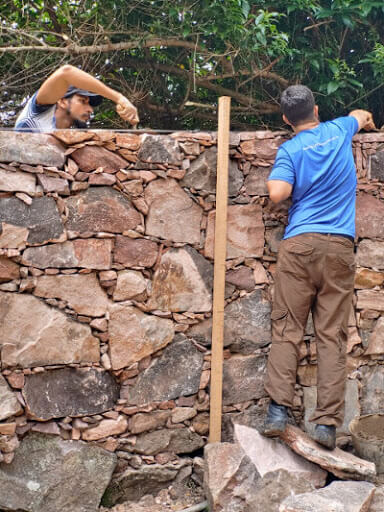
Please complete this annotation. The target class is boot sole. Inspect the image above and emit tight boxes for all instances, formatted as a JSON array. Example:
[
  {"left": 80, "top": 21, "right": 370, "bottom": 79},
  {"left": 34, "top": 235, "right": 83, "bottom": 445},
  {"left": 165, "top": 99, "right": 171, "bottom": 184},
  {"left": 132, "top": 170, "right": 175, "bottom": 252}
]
[
  {"left": 262, "top": 425, "right": 286, "bottom": 437},
  {"left": 312, "top": 435, "right": 336, "bottom": 450}
]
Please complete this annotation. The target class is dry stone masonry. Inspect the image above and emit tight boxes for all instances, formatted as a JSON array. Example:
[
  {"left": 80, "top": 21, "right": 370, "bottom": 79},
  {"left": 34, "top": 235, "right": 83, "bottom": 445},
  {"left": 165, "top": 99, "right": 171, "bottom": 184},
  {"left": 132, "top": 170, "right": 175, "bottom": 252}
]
[{"left": 0, "top": 128, "right": 384, "bottom": 511}]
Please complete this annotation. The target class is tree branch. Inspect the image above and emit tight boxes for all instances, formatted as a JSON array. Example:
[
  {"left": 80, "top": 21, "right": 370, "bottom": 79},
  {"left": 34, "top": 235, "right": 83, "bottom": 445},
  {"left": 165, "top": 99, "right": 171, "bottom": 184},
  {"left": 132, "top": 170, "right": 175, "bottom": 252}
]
[{"left": 0, "top": 37, "right": 206, "bottom": 54}]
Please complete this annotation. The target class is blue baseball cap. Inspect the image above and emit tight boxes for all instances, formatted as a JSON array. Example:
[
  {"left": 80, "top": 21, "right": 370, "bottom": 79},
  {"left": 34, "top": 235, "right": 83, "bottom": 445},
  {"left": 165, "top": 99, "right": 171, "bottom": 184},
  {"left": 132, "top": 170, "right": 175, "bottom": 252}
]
[{"left": 63, "top": 86, "right": 103, "bottom": 107}]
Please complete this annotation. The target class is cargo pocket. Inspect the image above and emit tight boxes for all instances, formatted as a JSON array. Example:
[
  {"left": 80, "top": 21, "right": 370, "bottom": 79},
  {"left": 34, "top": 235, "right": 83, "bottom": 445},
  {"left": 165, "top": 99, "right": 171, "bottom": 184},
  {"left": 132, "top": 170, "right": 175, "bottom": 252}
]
[{"left": 271, "top": 309, "right": 288, "bottom": 341}]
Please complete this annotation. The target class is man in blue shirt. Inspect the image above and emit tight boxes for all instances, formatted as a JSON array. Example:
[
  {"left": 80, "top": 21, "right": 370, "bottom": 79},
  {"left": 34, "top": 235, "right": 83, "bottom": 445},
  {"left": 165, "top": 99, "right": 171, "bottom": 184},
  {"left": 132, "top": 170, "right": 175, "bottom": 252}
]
[
  {"left": 262, "top": 85, "right": 374, "bottom": 449},
  {"left": 15, "top": 64, "right": 139, "bottom": 132}
]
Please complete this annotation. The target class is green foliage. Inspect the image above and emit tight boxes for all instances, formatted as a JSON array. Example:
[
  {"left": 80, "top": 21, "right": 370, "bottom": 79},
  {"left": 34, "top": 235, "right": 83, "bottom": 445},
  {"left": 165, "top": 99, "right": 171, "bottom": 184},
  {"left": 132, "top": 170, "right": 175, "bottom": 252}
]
[{"left": 1, "top": 0, "right": 384, "bottom": 129}]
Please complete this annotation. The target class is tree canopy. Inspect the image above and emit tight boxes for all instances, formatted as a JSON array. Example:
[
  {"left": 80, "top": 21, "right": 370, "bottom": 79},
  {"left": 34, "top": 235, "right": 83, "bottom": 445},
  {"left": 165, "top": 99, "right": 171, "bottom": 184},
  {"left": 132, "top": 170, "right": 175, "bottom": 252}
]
[{"left": 1, "top": 0, "right": 384, "bottom": 130}]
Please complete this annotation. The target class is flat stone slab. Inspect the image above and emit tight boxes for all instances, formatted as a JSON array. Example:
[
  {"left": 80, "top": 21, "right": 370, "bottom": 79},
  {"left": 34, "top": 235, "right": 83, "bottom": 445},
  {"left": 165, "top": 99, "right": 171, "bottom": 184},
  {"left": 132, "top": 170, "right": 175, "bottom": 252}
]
[
  {"left": 234, "top": 424, "right": 327, "bottom": 488},
  {"left": 23, "top": 368, "right": 119, "bottom": 420},
  {"left": 123, "top": 335, "right": 204, "bottom": 405},
  {"left": 0, "top": 132, "right": 66, "bottom": 167},
  {"left": 0, "top": 374, "right": 23, "bottom": 420},
  {"left": 65, "top": 187, "right": 141, "bottom": 234},
  {"left": 147, "top": 246, "right": 213, "bottom": 312},
  {"left": 145, "top": 178, "right": 202, "bottom": 244},
  {"left": 71, "top": 145, "right": 128, "bottom": 172},
  {"left": 280, "top": 480, "right": 376, "bottom": 512},
  {"left": 0, "top": 432, "right": 116, "bottom": 512},
  {"left": 34, "top": 273, "right": 110, "bottom": 316},
  {"left": 132, "top": 427, "right": 204, "bottom": 455},
  {"left": 0, "top": 292, "right": 99, "bottom": 368},
  {"left": 109, "top": 304, "right": 174, "bottom": 370},
  {"left": 280, "top": 425, "right": 376, "bottom": 480},
  {"left": 0, "top": 222, "right": 29, "bottom": 250},
  {"left": 22, "top": 239, "right": 112, "bottom": 269},
  {"left": 0, "top": 196, "right": 64, "bottom": 245},
  {"left": 114, "top": 236, "right": 158, "bottom": 268},
  {"left": 138, "top": 135, "right": 183, "bottom": 164},
  {"left": 360, "top": 365, "right": 384, "bottom": 414},
  {"left": 356, "top": 240, "right": 384, "bottom": 270},
  {"left": 0, "top": 168, "right": 36, "bottom": 194},
  {"left": 205, "top": 204, "right": 264, "bottom": 259}
]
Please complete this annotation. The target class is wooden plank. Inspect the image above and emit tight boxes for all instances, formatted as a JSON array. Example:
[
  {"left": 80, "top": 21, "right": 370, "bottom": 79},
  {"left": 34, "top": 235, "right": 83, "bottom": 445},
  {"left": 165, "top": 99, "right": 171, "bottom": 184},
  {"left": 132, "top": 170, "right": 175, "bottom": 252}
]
[{"left": 209, "top": 96, "right": 231, "bottom": 443}]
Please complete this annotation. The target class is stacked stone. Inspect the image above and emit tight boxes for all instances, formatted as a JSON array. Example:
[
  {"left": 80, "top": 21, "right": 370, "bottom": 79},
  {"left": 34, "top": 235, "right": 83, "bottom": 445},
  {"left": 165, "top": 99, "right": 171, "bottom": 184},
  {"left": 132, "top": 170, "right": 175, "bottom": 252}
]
[{"left": 0, "top": 128, "right": 384, "bottom": 511}]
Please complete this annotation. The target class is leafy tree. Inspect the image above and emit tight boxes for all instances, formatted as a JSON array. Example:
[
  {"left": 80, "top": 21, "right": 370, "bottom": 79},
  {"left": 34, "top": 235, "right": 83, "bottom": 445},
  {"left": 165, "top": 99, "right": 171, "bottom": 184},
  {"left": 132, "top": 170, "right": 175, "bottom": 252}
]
[{"left": 1, "top": 0, "right": 384, "bottom": 129}]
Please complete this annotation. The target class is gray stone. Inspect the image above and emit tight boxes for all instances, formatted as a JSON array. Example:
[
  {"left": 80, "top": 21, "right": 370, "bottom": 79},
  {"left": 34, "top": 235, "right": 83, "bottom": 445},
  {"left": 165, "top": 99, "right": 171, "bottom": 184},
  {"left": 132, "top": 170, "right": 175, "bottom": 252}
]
[
  {"left": 222, "top": 402, "right": 269, "bottom": 442},
  {"left": 133, "top": 428, "right": 204, "bottom": 456},
  {"left": 0, "top": 196, "right": 64, "bottom": 245},
  {"left": 360, "top": 365, "right": 384, "bottom": 415},
  {"left": 102, "top": 463, "right": 182, "bottom": 506},
  {"left": 23, "top": 368, "right": 119, "bottom": 420},
  {"left": 266, "top": 224, "right": 285, "bottom": 253},
  {"left": 189, "top": 290, "right": 271, "bottom": 353},
  {"left": 145, "top": 179, "right": 202, "bottom": 244},
  {"left": 0, "top": 432, "right": 116, "bottom": 512},
  {"left": 123, "top": 335, "right": 204, "bottom": 405},
  {"left": 245, "top": 470, "right": 315, "bottom": 512},
  {"left": 303, "top": 380, "right": 360, "bottom": 436},
  {"left": 65, "top": 187, "right": 141, "bottom": 234},
  {"left": 0, "top": 292, "right": 99, "bottom": 368},
  {"left": 225, "top": 266, "right": 255, "bottom": 291},
  {"left": 0, "top": 375, "right": 23, "bottom": 420},
  {"left": 0, "top": 132, "right": 65, "bottom": 167},
  {"left": 138, "top": 135, "right": 183, "bottom": 164},
  {"left": 356, "top": 240, "right": 384, "bottom": 270},
  {"left": 0, "top": 168, "right": 36, "bottom": 194},
  {"left": 369, "top": 149, "right": 384, "bottom": 181},
  {"left": 34, "top": 273, "right": 110, "bottom": 316},
  {"left": 147, "top": 246, "right": 213, "bottom": 312},
  {"left": 180, "top": 146, "right": 243, "bottom": 196},
  {"left": 280, "top": 480, "right": 376, "bottom": 512},
  {"left": 109, "top": 303, "right": 174, "bottom": 370},
  {"left": 222, "top": 354, "right": 267, "bottom": 405},
  {"left": 22, "top": 239, "right": 112, "bottom": 269},
  {"left": 244, "top": 166, "right": 271, "bottom": 196}
]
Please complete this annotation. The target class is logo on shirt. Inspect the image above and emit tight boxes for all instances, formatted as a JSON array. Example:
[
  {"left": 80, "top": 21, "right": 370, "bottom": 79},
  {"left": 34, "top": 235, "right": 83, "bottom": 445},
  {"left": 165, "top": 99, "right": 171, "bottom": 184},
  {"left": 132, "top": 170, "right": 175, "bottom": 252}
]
[{"left": 303, "top": 136, "right": 339, "bottom": 151}]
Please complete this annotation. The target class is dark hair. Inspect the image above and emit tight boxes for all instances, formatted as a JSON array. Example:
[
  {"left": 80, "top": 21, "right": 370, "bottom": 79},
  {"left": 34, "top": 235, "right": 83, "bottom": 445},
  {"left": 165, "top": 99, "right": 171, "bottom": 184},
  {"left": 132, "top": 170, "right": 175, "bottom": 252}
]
[{"left": 280, "top": 85, "right": 315, "bottom": 125}]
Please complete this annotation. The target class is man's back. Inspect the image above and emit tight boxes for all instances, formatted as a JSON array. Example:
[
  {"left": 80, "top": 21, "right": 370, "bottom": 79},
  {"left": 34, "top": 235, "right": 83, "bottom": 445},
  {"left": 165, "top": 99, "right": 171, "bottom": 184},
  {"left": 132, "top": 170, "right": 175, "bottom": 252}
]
[{"left": 270, "top": 116, "right": 358, "bottom": 239}]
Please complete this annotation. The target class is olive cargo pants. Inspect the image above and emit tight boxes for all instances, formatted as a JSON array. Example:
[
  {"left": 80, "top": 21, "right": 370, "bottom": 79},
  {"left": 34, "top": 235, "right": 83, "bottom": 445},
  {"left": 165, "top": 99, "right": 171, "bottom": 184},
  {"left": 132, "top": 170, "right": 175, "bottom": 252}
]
[{"left": 264, "top": 233, "right": 355, "bottom": 427}]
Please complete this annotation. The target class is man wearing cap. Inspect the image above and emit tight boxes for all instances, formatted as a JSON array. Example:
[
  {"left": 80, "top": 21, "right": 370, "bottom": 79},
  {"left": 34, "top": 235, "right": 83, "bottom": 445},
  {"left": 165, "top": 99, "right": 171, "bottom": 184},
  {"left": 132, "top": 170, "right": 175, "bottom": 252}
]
[{"left": 15, "top": 64, "right": 139, "bottom": 132}]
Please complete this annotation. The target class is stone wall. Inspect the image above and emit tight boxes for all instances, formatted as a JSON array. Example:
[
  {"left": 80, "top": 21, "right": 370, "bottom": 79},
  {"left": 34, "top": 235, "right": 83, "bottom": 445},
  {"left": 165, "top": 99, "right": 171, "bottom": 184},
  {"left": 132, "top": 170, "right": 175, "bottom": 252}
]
[{"left": 0, "top": 128, "right": 384, "bottom": 510}]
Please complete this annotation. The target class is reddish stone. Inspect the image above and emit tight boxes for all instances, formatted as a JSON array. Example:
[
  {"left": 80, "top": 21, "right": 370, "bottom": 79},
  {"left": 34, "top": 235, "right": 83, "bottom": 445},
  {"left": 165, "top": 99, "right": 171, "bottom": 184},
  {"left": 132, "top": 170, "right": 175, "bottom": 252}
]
[
  {"left": 226, "top": 266, "right": 255, "bottom": 291},
  {"left": 53, "top": 130, "right": 96, "bottom": 145},
  {"left": 0, "top": 256, "right": 19, "bottom": 282},
  {"left": 205, "top": 204, "right": 264, "bottom": 259},
  {"left": 88, "top": 173, "right": 116, "bottom": 186},
  {"left": 37, "top": 174, "right": 70, "bottom": 195},
  {"left": 0, "top": 132, "right": 65, "bottom": 167},
  {"left": 115, "top": 133, "right": 141, "bottom": 150},
  {"left": 114, "top": 236, "right": 158, "bottom": 268},
  {"left": 240, "top": 137, "right": 284, "bottom": 159},
  {"left": 73, "top": 239, "right": 112, "bottom": 270},
  {"left": 71, "top": 145, "right": 128, "bottom": 172},
  {"left": 355, "top": 268, "right": 384, "bottom": 289},
  {"left": 356, "top": 193, "right": 384, "bottom": 239},
  {"left": 65, "top": 187, "right": 141, "bottom": 234}
]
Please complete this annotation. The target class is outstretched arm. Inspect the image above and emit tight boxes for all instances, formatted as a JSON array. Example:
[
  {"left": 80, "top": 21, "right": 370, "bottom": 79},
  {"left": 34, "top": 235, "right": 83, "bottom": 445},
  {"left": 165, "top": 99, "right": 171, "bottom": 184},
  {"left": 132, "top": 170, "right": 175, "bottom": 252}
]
[
  {"left": 36, "top": 64, "right": 139, "bottom": 125},
  {"left": 349, "top": 110, "right": 376, "bottom": 132}
]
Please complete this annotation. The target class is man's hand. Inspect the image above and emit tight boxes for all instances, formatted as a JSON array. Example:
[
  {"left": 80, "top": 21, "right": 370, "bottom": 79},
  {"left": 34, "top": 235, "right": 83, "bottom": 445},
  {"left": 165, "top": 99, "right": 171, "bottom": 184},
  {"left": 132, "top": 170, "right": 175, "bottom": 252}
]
[
  {"left": 116, "top": 95, "right": 139, "bottom": 126},
  {"left": 349, "top": 109, "right": 376, "bottom": 132}
]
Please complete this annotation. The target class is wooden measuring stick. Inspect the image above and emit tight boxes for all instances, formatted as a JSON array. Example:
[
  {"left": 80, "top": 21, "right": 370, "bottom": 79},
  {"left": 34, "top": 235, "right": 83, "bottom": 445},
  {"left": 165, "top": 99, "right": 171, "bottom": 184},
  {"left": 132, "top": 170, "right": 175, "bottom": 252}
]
[{"left": 209, "top": 96, "right": 231, "bottom": 443}]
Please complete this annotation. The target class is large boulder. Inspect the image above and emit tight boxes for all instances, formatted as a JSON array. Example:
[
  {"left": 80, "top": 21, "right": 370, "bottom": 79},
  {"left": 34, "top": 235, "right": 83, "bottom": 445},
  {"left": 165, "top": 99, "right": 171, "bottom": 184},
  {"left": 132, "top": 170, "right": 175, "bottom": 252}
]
[
  {"left": 0, "top": 433, "right": 116, "bottom": 512},
  {"left": 0, "top": 132, "right": 65, "bottom": 167}
]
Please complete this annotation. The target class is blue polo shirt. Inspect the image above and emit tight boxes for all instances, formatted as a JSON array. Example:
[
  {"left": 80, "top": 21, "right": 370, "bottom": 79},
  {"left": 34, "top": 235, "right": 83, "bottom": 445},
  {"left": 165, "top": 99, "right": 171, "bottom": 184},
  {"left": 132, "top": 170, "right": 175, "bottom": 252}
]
[{"left": 268, "top": 116, "right": 358, "bottom": 239}]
